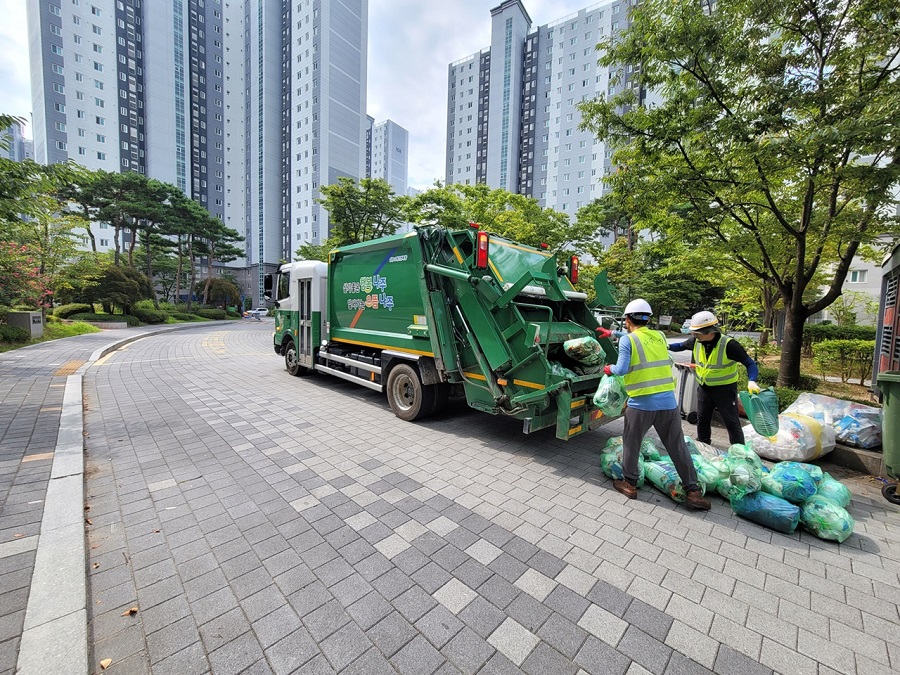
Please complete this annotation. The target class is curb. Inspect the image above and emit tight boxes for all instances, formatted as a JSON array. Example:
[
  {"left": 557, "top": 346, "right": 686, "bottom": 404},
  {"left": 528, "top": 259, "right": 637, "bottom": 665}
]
[{"left": 15, "top": 322, "right": 220, "bottom": 675}]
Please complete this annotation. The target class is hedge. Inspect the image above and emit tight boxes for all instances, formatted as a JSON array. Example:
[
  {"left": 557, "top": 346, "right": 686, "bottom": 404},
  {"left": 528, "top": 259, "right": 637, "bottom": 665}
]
[
  {"left": 755, "top": 366, "right": 819, "bottom": 392},
  {"left": 802, "top": 324, "right": 876, "bottom": 356},
  {"left": 194, "top": 308, "right": 227, "bottom": 320},
  {"left": 0, "top": 325, "right": 30, "bottom": 342},
  {"left": 812, "top": 339, "right": 876, "bottom": 384},
  {"left": 171, "top": 312, "right": 203, "bottom": 322},
  {"left": 129, "top": 307, "right": 168, "bottom": 324},
  {"left": 68, "top": 312, "right": 141, "bottom": 327},
  {"left": 54, "top": 303, "right": 94, "bottom": 319}
]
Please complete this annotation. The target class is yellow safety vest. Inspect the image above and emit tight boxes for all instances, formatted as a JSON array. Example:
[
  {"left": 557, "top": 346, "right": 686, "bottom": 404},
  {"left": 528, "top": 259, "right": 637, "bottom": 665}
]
[
  {"left": 624, "top": 328, "right": 675, "bottom": 397},
  {"left": 693, "top": 335, "right": 739, "bottom": 386}
]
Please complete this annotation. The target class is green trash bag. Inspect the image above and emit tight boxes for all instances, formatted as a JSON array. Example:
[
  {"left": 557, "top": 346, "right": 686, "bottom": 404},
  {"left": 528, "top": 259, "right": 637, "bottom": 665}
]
[
  {"left": 776, "top": 461, "right": 823, "bottom": 486},
  {"left": 564, "top": 336, "right": 605, "bottom": 366},
  {"left": 815, "top": 473, "right": 851, "bottom": 508},
  {"left": 739, "top": 387, "right": 780, "bottom": 436},
  {"left": 692, "top": 454, "right": 724, "bottom": 492},
  {"left": 800, "top": 494, "right": 855, "bottom": 543},
  {"left": 604, "top": 436, "right": 622, "bottom": 450},
  {"left": 641, "top": 438, "right": 662, "bottom": 461},
  {"left": 593, "top": 374, "right": 627, "bottom": 417},
  {"left": 599, "top": 449, "right": 645, "bottom": 487},
  {"left": 644, "top": 459, "right": 687, "bottom": 503},
  {"left": 716, "top": 451, "right": 763, "bottom": 500}
]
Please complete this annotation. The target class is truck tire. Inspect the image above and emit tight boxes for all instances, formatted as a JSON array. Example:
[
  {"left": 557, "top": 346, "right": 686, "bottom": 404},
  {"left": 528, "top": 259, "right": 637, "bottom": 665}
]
[
  {"left": 386, "top": 363, "right": 436, "bottom": 421},
  {"left": 283, "top": 339, "right": 307, "bottom": 377}
]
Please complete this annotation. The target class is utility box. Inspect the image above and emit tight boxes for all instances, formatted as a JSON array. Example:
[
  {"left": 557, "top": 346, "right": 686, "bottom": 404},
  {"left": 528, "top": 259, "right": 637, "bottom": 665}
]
[{"left": 7, "top": 311, "right": 43, "bottom": 339}]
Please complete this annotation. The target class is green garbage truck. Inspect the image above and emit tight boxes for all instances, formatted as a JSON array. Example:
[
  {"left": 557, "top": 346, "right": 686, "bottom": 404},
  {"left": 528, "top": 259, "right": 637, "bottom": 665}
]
[{"left": 264, "top": 224, "right": 618, "bottom": 440}]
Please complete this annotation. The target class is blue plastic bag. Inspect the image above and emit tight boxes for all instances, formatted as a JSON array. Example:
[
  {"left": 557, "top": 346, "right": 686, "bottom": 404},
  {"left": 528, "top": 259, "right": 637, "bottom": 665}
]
[
  {"left": 730, "top": 491, "right": 801, "bottom": 533},
  {"left": 761, "top": 463, "right": 818, "bottom": 504},
  {"left": 599, "top": 449, "right": 645, "bottom": 487}
]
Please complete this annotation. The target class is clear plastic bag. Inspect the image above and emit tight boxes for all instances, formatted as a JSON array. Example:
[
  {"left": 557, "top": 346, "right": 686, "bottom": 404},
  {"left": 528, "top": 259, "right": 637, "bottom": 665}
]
[
  {"left": 744, "top": 414, "right": 836, "bottom": 462},
  {"left": 815, "top": 473, "right": 851, "bottom": 508},
  {"left": 784, "top": 393, "right": 881, "bottom": 449},
  {"left": 644, "top": 459, "right": 687, "bottom": 503},
  {"left": 730, "top": 491, "right": 801, "bottom": 533},
  {"left": 593, "top": 374, "right": 627, "bottom": 417},
  {"left": 761, "top": 463, "right": 818, "bottom": 504},
  {"left": 564, "top": 336, "right": 605, "bottom": 366},
  {"left": 800, "top": 494, "right": 855, "bottom": 543},
  {"left": 685, "top": 436, "right": 724, "bottom": 460}
]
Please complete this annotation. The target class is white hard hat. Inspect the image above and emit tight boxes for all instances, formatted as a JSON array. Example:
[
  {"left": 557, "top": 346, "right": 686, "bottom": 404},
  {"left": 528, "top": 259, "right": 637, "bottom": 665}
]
[
  {"left": 690, "top": 310, "right": 718, "bottom": 331},
  {"left": 623, "top": 299, "right": 652, "bottom": 319}
]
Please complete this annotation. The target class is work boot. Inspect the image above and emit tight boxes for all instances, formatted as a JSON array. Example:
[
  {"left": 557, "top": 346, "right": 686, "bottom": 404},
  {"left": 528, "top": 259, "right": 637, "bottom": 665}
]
[
  {"left": 684, "top": 489, "right": 711, "bottom": 511},
  {"left": 613, "top": 479, "right": 637, "bottom": 500}
]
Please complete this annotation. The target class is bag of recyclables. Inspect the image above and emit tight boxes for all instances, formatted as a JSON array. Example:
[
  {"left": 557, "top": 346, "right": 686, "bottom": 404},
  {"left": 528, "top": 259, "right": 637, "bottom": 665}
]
[
  {"left": 593, "top": 374, "right": 627, "bottom": 417},
  {"left": 815, "top": 472, "right": 851, "bottom": 508},
  {"left": 684, "top": 436, "right": 725, "bottom": 460},
  {"left": 783, "top": 392, "right": 881, "bottom": 449},
  {"left": 715, "top": 444, "right": 764, "bottom": 500},
  {"left": 761, "top": 462, "right": 818, "bottom": 503},
  {"left": 745, "top": 413, "right": 836, "bottom": 462},
  {"left": 730, "top": 491, "right": 801, "bottom": 534},
  {"left": 599, "top": 448, "right": 645, "bottom": 487},
  {"left": 641, "top": 437, "right": 663, "bottom": 461},
  {"left": 800, "top": 494, "right": 855, "bottom": 543},
  {"left": 692, "top": 454, "right": 726, "bottom": 492},
  {"left": 564, "top": 336, "right": 605, "bottom": 366},
  {"left": 644, "top": 459, "right": 687, "bottom": 503}
]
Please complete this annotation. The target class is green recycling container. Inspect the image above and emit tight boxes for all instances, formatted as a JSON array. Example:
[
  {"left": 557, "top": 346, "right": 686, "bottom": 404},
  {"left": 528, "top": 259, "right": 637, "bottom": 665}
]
[{"left": 877, "top": 371, "right": 900, "bottom": 480}]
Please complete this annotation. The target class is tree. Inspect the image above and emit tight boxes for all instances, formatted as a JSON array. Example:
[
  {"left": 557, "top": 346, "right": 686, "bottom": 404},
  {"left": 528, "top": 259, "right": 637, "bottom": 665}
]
[
  {"left": 317, "top": 177, "right": 406, "bottom": 246},
  {"left": 194, "top": 216, "right": 244, "bottom": 305},
  {"left": 80, "top": 264, "right": 153, "bottom": 314},
  {"left": 405, "top": 182, "right": 602, "bottom": 253},
  {"left": 580, "top": 0, "right": 900, "bottom": 386}
]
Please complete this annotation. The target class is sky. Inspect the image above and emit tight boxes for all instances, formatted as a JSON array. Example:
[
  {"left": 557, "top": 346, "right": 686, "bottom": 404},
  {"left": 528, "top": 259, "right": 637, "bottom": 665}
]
[{"left": 0, "top": 0, "right": 592, "bottom": 189}]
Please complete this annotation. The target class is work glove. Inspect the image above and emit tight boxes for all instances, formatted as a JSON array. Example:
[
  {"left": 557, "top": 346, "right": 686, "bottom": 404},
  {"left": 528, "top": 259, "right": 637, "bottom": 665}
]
[
  {"left": 603, "top": 365, "right": 613, "bottom": 376},
  {"left": 747, "top": 381, "right": 760, "bottom": 395},
  {"left": 595, "top": 327, "right": 613, "bottom": 339}
]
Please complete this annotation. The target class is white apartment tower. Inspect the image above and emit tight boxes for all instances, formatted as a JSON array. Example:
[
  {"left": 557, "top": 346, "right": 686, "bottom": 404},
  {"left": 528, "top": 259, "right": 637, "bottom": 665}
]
[
  {"left": 28, "top": 0, "right": 369, "bottom": 302},
  {"left": 367, "top": 119, "right": 408, "bottom": 197},
  {"left": 447, "top": 0, "right": 641, "bottom": 220}
]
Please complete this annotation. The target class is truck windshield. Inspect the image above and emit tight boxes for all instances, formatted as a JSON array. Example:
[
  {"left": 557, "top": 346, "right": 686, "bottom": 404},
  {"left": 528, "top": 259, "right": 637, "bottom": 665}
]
[{"left": 277, "top": 271, "right": 290, "bottom": 301}]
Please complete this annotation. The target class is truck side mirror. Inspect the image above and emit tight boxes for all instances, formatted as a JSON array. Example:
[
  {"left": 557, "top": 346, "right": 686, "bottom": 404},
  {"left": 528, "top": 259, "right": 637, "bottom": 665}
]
[{"left": 263, "top": 273, "right": 273, "bottom": 293}]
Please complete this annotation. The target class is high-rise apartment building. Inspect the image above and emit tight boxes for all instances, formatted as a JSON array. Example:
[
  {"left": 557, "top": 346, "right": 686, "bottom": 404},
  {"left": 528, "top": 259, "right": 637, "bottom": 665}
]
[
  {"left": 446, "top": 0, "right": 641, "bottom": 220},
  {"left": 0, "top": 120, "right": 32, "bottom": 162},
  {"left": 367, "top": 119, "right": 408, "bottom": 197},
  {"left": 28, "top": 0, "right": 369, "bottom": 302}
]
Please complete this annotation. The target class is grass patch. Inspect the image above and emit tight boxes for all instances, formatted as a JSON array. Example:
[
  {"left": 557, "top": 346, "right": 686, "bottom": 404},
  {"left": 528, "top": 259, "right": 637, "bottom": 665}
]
[{"left": 0, "top": 321, "right": 101, "bottom": 353}]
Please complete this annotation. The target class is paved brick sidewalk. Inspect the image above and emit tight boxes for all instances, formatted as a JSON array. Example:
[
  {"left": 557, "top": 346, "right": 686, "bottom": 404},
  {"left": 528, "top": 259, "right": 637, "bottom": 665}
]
[{"left": 73, "top": 323, "right": 900, "bottom": 674}]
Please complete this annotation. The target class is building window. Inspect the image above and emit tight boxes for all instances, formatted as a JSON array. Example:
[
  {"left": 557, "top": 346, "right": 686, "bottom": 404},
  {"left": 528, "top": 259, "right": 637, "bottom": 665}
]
[
  {"left": 50, "top": 24, "right": 62, "bottom": 36},
  {"left": 56, "top": 140, "right": 66, "bottom": 150},
  {"left": 100, "top": 239, "right": 109, "bottom": 247},
  {"left": 849, "top": 270, "right": 868, "bottom": 283},
  {"left": 54, "top": 102, "right": 66, "bottom": 112},
  {"left": 94, "top": 61, "right": 103, "bottom": 71},
  {"left": 50, "top": 44, "right": 63, "bottom": 55},
  {"left": 55, "top": 122, "right": 66, "bottom": 131},
  {"left": 91, "top": 6, "right": 100, "bottom": 16},
  {"left": 49, "top": 4, "right": 61, "bottom": 16},
  {"left": 97, "top": 151, "right": 106, "bottom": 160},
  {"left": 52, "top": 83, "right": 65, "bottom": 93}
]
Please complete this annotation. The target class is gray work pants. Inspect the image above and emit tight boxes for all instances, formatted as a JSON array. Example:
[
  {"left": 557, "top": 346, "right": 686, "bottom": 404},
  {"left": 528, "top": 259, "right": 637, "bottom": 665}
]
[{"left": 622, "top": 406, "right": 699, "bottom": 492}]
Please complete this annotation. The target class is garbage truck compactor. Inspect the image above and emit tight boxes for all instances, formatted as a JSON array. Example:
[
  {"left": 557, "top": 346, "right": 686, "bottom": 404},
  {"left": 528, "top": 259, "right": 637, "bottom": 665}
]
[{"left": 265, "top": 225, "right": 618, "bottom": 440}]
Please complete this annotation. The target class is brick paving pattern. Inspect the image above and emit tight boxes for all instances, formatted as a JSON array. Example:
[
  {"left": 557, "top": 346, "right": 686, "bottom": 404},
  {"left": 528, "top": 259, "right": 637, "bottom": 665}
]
[{"left": 3, "top": 322, "right": 900, "bottom": 674}]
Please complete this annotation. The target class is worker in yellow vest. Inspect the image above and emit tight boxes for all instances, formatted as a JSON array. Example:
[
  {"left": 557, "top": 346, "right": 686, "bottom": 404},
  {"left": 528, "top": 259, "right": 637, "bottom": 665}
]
[
  {"left": 669, "top": 311, "right": 760, "bottom": 445},
  {"left": 602, "top": 299, "right": 710, "bottom": 509}
]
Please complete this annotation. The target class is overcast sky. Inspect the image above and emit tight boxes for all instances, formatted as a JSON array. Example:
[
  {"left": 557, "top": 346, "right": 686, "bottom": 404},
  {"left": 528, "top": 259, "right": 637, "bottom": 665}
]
[{"left": 0, "top": 0, "right": 591, "bottom": 189}]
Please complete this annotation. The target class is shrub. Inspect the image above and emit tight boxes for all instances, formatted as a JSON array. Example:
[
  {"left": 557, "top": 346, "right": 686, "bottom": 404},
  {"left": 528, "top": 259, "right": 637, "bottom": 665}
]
[
  {"left": 774, "top": 387, "right": 804, "bottom": 411},
  {"left": 54, "top": 303, "right": 94, "bottom": 319},
  {"left": 813, "top": 339, "right": 876, "bottom": 384},
  {"left": 68, "top": 312, "right": 141, "bottom": 327},
  {"left": 195, "top": 308, "right": 227, "bottom": 320},
  {"left": 0, "top": 325, "right": 30, "bottom": 342},
  {"left": 0, "top": 305, "right": 9, "bottom": 323},
  {"left": 171, "top": 312, "right": 201, "bottom": 322},
  {"left": 46, "top": 314, "right": 60, "bottom": 324},
  {"left": 129, "top": 306, "right": 169, "bottom": 324},
  {"left": 802, "top": 323, "right": 876, "bottom": 356},
  {"left": 744, "top": 366, "right": 818, "bottom": 392}
]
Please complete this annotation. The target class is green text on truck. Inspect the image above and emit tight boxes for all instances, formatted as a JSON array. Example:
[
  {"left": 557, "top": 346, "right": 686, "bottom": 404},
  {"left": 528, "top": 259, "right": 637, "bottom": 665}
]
[{"left": 265, "top": 224, "right": 618, "bottom": 440}]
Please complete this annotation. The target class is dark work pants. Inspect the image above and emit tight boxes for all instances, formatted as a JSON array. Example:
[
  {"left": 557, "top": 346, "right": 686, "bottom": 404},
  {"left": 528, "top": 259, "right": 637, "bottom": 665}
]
[
  {"left": 697, "top": 382, "right": 745, "bottom": 446},
  {"left": 622, "top": 406, "right": 699, "bottom": 492}
]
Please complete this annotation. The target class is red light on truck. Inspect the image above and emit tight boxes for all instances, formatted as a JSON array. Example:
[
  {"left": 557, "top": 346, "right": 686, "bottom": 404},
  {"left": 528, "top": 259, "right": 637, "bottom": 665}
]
[
  {"left": 475, "top": 231, "right": 490, "bottom": 269},
  {"left": 469, "top": 222, "right": 480, "bottom": 229},
  {"left": 539, "top": 243, "right": 549, "bottom": 250},
  {"left": 569, "top": 255, "right": 579, "bottom": 284}
]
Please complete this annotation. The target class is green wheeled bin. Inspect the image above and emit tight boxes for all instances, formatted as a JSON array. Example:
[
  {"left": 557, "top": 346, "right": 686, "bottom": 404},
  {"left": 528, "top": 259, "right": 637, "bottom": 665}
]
[{"left": 877, "top": 371, "right": 900, "bottom": 504}]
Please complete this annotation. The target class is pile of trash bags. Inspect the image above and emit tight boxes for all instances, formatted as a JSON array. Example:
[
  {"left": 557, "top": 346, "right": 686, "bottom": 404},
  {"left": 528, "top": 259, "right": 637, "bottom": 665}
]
[
  {"left": 598, "top": 436, "right": 855, "bottom": 542},
  {"left": 783, "top": 393, "right": 882, "bottom": 449}
]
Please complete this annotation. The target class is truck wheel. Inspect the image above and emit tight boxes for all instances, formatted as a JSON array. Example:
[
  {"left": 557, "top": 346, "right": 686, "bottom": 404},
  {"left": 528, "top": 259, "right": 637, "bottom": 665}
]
[
  {"left": 386, "top": 363, "right": 436, "bottom": 421},
  {"left": 284, "top": 340, "right": 307, "bottom": 377}
]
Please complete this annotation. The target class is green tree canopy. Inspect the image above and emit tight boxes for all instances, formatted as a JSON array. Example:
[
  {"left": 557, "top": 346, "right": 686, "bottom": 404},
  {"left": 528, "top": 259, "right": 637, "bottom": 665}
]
[{"left": 580, "top": 0, "right": 900, "bottom": 386}]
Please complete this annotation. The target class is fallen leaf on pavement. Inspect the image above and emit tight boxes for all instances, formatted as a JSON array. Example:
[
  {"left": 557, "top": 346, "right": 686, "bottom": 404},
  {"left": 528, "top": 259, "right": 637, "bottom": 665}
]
[
  {"left": 100, "top": 658, "right": 112, "bottom": 669},
  {"left": 121, "top": 607, "right": 138, "bottom": 617}
]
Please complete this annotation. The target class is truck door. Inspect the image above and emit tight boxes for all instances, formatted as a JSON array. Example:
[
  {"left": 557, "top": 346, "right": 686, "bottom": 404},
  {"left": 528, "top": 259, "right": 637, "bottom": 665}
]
[{"left": 298, "top": 278, "right": 313, "bottom": 368}]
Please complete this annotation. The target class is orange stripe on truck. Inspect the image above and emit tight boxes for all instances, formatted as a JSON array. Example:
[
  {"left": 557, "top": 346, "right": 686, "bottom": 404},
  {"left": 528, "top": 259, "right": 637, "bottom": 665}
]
[{"left": 349, "top": 307, "right": 365, "bottom": 328}]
